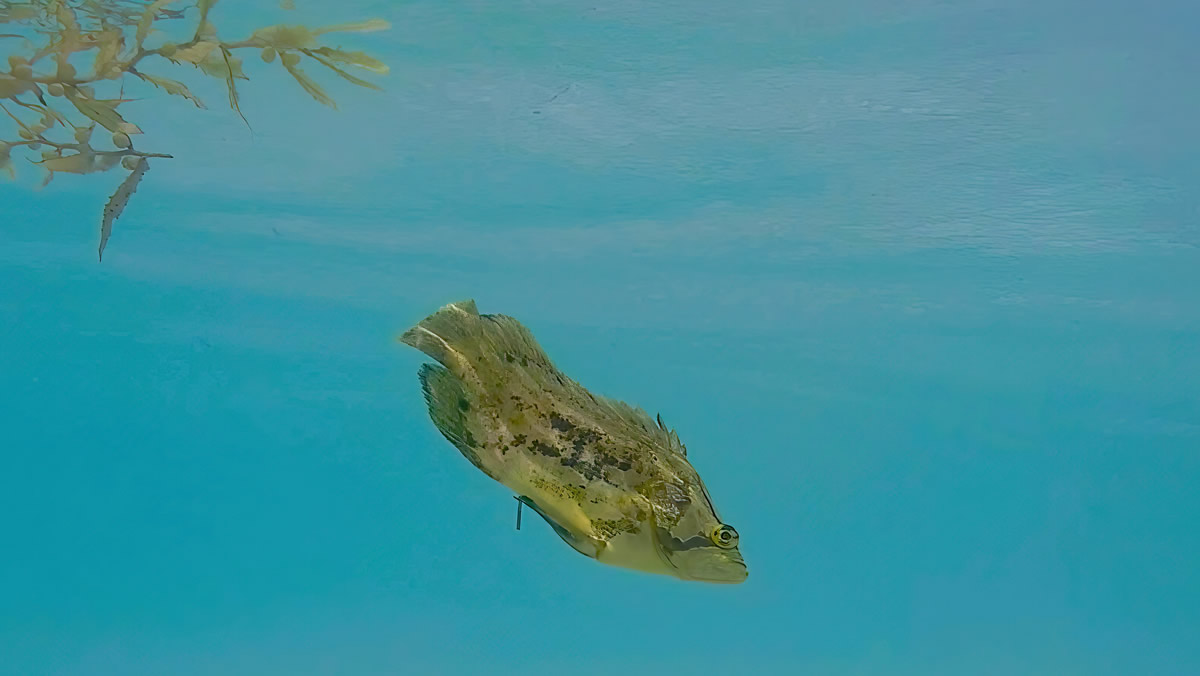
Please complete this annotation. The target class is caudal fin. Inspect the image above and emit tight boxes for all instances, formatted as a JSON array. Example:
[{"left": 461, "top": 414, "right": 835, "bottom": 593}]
[
  {"left": 398, "top": 299, "right": 480, "bottom": 374},
  {"left": 400, "top": 299, "right": 563, "bottom": 385}
]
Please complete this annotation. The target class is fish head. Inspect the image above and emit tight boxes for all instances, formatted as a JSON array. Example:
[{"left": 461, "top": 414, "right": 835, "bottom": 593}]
[{"left": 641, "top": 478, "right": 748, "bottom": 584}]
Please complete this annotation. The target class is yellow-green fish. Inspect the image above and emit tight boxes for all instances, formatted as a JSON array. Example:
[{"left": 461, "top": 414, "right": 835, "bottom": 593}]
[{"left": 398, "top": 300, "right": 748, "bottom": 584}]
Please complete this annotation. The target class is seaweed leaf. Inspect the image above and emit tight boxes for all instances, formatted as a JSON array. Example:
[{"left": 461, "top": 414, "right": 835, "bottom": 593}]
[
  {"left": 0, "top": 143, "right": 14, "bottom": 179},
  {"left": 91, "top": 28, "right": 124, "bottom": 77},
  {"left": 0, "top": 74, "right": 38, "bottom": 98},
  {"left": 217, "top": 46, "right": 249, "bottom": 127},
  {"left": 196, "top": 48, "right": 245, "bottom": 80},
  {"left": 313, "top": 18, "right": 390, "bottom": 35},
  {"left": 307, "top": 51, "right": 381, "bottom": 91},
  {"left": 250, "top": 24, "right": 315, "bottom": 50},
  {"left": 170, "top": 40, "right": 217, "bottom": 63},
  {"left": 65, "top": 88, "right": 142, "bottom": 134},
  {"left": 99, "top": 157, "right": 149, "bottom": 262},
  {"left": 133, "top": 71, "right": 206, "bottom": 108},
  {"left": 283, "top": 60, "right": 335, "bottom": 108},
  {"left": 309, "top": 46, "right": 387, "bottom": 74},
  {"left": 136, "top": 0, "right": 175, "bottom": 48},
  {"left": 197, "top": 0, "right": 219, "bottom": 25},
  {"left": 35, "top": 152, "right": 121, "bottom": 196},
  {"left": 37, "top": 104, "right": 70, "bottom": 126},
  {"left": 53, "top": 4, "right": 83, "bottom": 72},
  {"left": 39, "top": 152, "right": 96, "bottom": 174},
  {"left": 55, "top": 3, "right": 80, "bottom": 39},
  {"left": 35, "top": 151, "right": 122, "bottom": 175}
]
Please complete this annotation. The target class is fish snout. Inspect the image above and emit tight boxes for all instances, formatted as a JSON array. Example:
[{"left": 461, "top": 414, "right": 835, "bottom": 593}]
[{"left": 688, "top": 549, "right": 748, "bottom": 584}]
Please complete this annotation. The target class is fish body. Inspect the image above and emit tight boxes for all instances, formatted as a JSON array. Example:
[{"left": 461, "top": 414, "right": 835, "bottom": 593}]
[{"left": 399, "top": 300, "right": 747, "bottom": 584}]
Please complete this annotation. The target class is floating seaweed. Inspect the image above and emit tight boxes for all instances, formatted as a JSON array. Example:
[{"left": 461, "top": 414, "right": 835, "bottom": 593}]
[{"left": 0, "top": 0, "right": 389, "bottom": 259}]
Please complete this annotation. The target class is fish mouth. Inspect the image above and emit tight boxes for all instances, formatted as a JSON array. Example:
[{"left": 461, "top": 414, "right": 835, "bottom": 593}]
[
  {"left": 684, "top": 553, "right": 748, "bottom": 584},
  {"left": 649, "top": 519, "right": 749, "bottom": 584}
]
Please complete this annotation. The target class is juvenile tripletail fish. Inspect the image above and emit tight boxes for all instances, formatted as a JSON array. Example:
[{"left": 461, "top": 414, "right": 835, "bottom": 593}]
[{"left": 398, "top": 300, "right": 748, "bottom": 584}]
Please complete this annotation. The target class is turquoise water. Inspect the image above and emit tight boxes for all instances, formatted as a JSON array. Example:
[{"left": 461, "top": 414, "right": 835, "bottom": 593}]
[{"left": 3, "top": 1, "right": 1199, "bottom": 674}]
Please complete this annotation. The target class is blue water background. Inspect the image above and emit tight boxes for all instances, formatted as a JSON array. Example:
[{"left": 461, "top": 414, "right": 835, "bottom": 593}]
[{"left": 2, "top": 1, "right": 1198, "bottom": 674}]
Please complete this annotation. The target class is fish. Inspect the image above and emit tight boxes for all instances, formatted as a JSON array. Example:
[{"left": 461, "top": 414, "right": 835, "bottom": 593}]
[{"left": 398, "top": 299, "right": 748, "bottom": 584}]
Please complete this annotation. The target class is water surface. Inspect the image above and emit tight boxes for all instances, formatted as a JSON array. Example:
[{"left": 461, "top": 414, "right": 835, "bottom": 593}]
[{"left": 2, "top": 1, "right": 1198, "bottom": 674}]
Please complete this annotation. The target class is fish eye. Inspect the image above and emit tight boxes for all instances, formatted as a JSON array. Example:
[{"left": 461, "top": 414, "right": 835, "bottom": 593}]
[{"left": 711, "top": 524, "right": 739, "bottom": 549}]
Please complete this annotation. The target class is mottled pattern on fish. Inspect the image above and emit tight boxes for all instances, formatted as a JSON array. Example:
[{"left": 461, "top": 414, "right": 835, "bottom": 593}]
[{"left": 399, "top": 299, "right": 747, "bottom": 583}]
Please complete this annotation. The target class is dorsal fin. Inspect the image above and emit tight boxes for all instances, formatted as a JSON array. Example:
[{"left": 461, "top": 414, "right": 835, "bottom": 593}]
[
  {"left": 476, "top": 312, "right": 558, "bottom": 372},
  {"left": 593, "top": 397, "right": 688, "bottom": 457}
]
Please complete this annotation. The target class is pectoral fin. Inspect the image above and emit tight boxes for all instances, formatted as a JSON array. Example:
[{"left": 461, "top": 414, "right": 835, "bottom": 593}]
[{"left": 516, "top": 496, "right": 605, "bottom": 559}]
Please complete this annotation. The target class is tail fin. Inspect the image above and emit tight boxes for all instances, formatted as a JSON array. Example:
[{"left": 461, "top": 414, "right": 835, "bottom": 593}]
[
  {"left": 398, "top": 299, "right": 480, "bottom": 375},
  {"left": 399, "top": 299, "right": 561, "bottom": 382}
]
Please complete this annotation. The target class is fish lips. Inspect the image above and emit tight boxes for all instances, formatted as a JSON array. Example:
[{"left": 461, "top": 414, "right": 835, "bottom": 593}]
[
  {"left": 652, "top": 525, "right": 749, "bottom": 584},
  {"left": 683, "top": 550, "right": 749, "bottom": 584}
]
